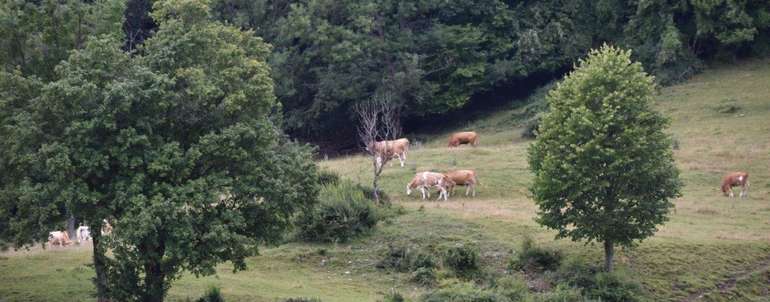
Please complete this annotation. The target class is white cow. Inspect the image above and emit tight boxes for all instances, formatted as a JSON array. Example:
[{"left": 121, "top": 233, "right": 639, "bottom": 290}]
[{"left": 77, "top": 225, "right": 91, "bottom": 243}]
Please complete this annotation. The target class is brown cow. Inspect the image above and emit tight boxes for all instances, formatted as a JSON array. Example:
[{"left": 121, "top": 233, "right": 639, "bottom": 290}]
[
  {"left": 448, "top": 131, "right": 479, "bottom": 147},
  {"left": 367, "top": 138, "right": 410, "bottom": 167},
  {"left": 406, "top": 171, "right": 452, "bottom": 201},
  {"left": 48, "top": 231, "right": 72, "bottom": 247},
  {"left": 721, "top": 171, "right": 750, "bottom": 198},
  {"left": 444, "top": 170, "right": 479, "bottom": 197}
]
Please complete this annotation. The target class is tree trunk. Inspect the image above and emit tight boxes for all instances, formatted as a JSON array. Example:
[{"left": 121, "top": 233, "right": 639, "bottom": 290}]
[
  {"left": 90, "top": 222, "right": 110, "bottom": 302},
  {"left": 372, "top": 158, "right": 380, "bottom": 204},
  {"left": 66, "top": 215, "right": 77, "bottom": 240},
  {"left": 604, "top": 240, "right": 614, "bottom": 272},
  {"left": 142, "top": 259, "right": 166, "bottom": 302}
]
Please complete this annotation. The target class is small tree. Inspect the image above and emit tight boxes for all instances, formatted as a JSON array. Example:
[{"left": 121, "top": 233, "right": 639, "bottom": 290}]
[
  {"left": 528, "top": 44, "right": 681, "bottom": 272},
  {"left": 354, "top": 93, "right": 402, "bottom": 204}
]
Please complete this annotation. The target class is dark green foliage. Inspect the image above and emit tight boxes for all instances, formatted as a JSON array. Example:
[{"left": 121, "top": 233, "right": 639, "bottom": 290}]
[
  {"left": 585, "top": 271, "right": 641, "bottom": 302},
  {"left": 0, "top": 1, "right": 320, "bottom": 301},
  {"left": 196, "top": 287, "right": 224, "bottom": 302},
  {"left": 381, "top": 291, "right": 408, "bottom": 302},
  {"left": 206, "top": 0, "right": 770, "bottom": 144},
  {"left": 297, "top": 181, "right": 379, "bottom": 243},
  {"left": 411, "top": 267, "right": 438, "bottom": 287},
  {"left": 533, "top": 285, "right": 584, "bottom": 302},
  {"left": 377, "top": 244, "right": 437, "bottom": 272},
  {"left": 528, "top": 45, "right": 682, "bottom": 271},
  {"left": 510, "top": 237, "right": 562, "bottom": 272},
  {"left": 421, "top": 282, "right": 507, "bottom": 302},
  {"left": 317, "top": 169, "right": 340, "bottom": 186},
  {"left": 443, "top": 244, "right": 480, "bottom": 278},
  {"left": 491, "top": 276, "right": 529, "bottom": 302}
]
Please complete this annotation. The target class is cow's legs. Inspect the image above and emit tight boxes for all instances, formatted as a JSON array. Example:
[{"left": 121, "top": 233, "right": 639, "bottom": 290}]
[{"left": 398, "top": 153, "right": 405, "bottom": 167}]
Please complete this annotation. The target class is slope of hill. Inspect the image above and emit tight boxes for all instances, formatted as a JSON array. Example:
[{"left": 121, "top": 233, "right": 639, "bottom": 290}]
[{"left": 1, "top": 59, "right": 769, "bottom": 301}]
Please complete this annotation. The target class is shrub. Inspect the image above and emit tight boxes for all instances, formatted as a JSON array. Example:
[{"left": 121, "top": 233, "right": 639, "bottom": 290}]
[
  {"left": 555, "top": 258, "right": 641, "bottom": 302},
  {"left": 521, "top": 115, "right": 541, "bottom": 139},
  {"left": 297, "top": 181, "right": 378, "bottom": 243},
  {"left": 317, "top": 169, "right": 340, "bottom": 186},
  {"left": 492, "top": 276, "right": 529, "bottom": 301},
  {"left": 196, "top": 286, "right": 224, "bottom": 302},
  {"left": 381, "top": 291, "right": 408, "bottom": 302},
  {"left": 421, "top": 282, "right": 508, "bottom": 302},
  {"left": 585, "top": 271, "right": 641, "bottom": 302},
  {"left": 510, "top": 237, "right": 562, "bottom": 272},
  {"left": 411, "top": 267, "right": 438, "bottom": 286},
  {"left": 377, "top": 244, "right": 437, "bottom": 272},
  {"left": 534, "top": 284, "right": 584, "bottom": 302},
  {"left": 443, "top": 243, "right": 480, "bottom": 278},
  {"left": 556, "top": 257, "right": 598, "bottom": 289}
]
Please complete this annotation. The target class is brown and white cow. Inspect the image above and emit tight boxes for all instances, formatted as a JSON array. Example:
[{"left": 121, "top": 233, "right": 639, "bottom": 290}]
[
  {"left": 406, "top": 171, "right": 452, "bottom": 201},
  {"left": 448, "top": 131, "right": 478, "bottom": 147},
  {"left": 48, "top": 231, "right": 72, "bottom": 247},
  {"left": 721, "top": 171, "right": 750, "bottom": 198},
  {"left": 444, "top": 170, "right": 479, "bottom": 197},
  {"left": 367, "top": 138, "right": 410, "bottom": 167}
]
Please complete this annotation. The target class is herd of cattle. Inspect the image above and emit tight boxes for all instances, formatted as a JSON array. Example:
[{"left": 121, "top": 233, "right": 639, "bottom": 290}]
[
  {"left": 370, "top": 130, "right": 752, "bottom": 202},
  {"left": 369, "top": 131, "right": 480, "bottom": 201},
  {"left": 45, "top": 130, "right": 751, "bottom": 247},
  {"left": 47, "top": 220, "right": 112, "bottom": 247}
]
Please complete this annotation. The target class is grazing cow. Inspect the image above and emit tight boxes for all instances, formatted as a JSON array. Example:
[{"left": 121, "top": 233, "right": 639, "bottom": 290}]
[
  {"left": 448, "top": 131, "right": 479, "bottom": 147},
  {"left": 406, "top": 171, "right": 452, "bottom": 201},
  {"left": 444, "top": 170, "right": 479, "bottom": 197},
  {"left": 76, "top": 225, "right": 91, "bottom": 243},
  {"left": 48, "top": 231, "right": 71, "bottom": 247},
  {"left": 367, "top": 138, "right": 410, "bottom": 167},
  {"left": 101, "top": 219, "right": 113, "bottom": 236},
  {"left": 721, "top": 171, "right": 750, "bottom": 198}
]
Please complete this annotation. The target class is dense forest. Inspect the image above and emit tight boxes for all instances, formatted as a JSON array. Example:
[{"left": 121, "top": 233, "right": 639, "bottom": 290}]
[{"left": 2, "top": 0, "right": 769, "bottom": 150}]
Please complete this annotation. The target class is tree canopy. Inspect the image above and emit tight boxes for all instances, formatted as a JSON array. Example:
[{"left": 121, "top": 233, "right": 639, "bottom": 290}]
[
  {"left": 0, "top": 0, "right": 319, "bottom": 301},
  {"left": 528, "top": 44, "right": 682, "bottom": 272}
]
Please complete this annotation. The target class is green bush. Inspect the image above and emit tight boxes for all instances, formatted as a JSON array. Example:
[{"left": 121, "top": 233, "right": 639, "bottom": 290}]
[
  {"left": 196, "top": 287, "right": 224, "bottom": 302},
  {"left": 510, "top": 237, "right": 562, "bottom": 272},
  {"left": 377, "top": 244, "right": 437, "bottom": 273},
  {"left": 555, "top": 258, "right": 641, "bottom": 302},
  {"left": 585, "top": 271, "right": 641, "bottom": 302},
  {"left": 411, "top": 267, "right": 438, "bottom": 286},
  {"left": 421, "top": 282, "right": 508, "bottom": 302},
  {"left": 492, "top": 276, "right": 529, "bottom": 301},
  {"left": 443, "top": 244, "right": 480, "bottom": 278},
  {"left": 556, "top": 257, "right": 599, "bottom": 289},
  {"left": 381, "top": 291, "right": 408, "bottom": 302},
  {"left": 534, "top": 284, "right": 584, "bottom": 302},
  {"left": 297, "top": 181, "right": 378, "bottom": 243},
  {"left": 317, "top": 169, "right": 340, "bottom": 186}
]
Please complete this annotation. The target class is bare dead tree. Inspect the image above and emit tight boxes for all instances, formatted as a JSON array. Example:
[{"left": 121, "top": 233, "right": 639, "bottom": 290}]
[{"left": 354, "top": 93, "right": 402, "bottom": 204}]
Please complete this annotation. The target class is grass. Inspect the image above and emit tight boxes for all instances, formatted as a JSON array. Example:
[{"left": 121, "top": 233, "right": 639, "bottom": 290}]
[{"left": 2, "top": 58, "right": 770, "bottom": 301}]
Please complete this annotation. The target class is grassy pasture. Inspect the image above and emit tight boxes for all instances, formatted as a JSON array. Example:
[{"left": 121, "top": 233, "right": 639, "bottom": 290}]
[{"left": 2, "top": 58, "right": 770, "bottom": 301}]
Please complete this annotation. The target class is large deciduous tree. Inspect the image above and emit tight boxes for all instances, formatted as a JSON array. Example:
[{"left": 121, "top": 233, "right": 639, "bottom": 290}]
[
  {"left": 528, "top": 44, "right": 681, "bottom": 272},
  {"left": 0, "top": 0, "right": 318, "bottom": 301}
]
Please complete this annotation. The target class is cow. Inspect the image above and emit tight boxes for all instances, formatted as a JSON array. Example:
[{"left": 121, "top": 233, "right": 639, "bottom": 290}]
[
  {"left": 406, "top": 171, "right": 452, "bottom": 201},
  {"left": 448, "top": 131, "right": 479, "bottom": 147},
  {"left": 76, "top": 225, "right": 91, "bottom": 243},
  {"left": 444, "top": 170, "right": 479, "bottom": 197},
  {"left": 721, "top": 171, "right": 750, "bottom": 198},
  {"left": 101, "top": 219, "right": 113, "bottom": 236},
  {"left": 48, "top": 231, "right": 72, "bottom": 247},
  {"left": 367, "top": 138, "right": 410, "bottom": 167}
]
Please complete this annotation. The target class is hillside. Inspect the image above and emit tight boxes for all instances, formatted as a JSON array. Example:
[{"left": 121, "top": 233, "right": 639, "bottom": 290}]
[{"left": 2, "top": 59, "right": 769, "bottom": 301}]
